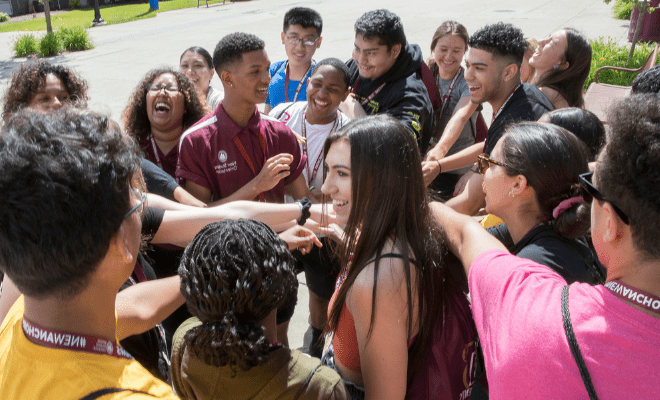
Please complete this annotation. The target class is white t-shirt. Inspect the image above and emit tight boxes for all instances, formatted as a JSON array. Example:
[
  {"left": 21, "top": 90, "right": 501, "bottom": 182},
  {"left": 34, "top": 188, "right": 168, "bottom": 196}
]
[{"left": 270, "top": 101, "right": 351, "bottom": 190}]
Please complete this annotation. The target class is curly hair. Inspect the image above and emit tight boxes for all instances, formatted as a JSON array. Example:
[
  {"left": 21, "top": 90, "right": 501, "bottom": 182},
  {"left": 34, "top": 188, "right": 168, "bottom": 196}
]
[
  {"left": 354, "top": 9, "right": 406, "bottom": 50},
  {"left": 2, "top": 61, "right": 89, "bottom": 122},
  {"left": 535, "top": 28, "right": 591, "bottom": 108},
  {"left": 121, "top": 67, "right": 208, "bottom": 146},
  {"left": 178, "top": 219, "right": 297, "bottom": 373},
  {"left": 468, "top": 22, "right": 527, "bottom": 67},
  {"left": 632, "top": 65, "right": 660, "bottom": 94},
  {"left": 213, "top": 33, "right": 265, "bottom": 74},
  {"left": 598, "top": 94, "right": 660, "bottom": 258},
  {"left": 0, "top": 108, "right": 138, "bottom": 299},
  {"left": 500, "top": 122, "right": 591, "bottom": 238}
]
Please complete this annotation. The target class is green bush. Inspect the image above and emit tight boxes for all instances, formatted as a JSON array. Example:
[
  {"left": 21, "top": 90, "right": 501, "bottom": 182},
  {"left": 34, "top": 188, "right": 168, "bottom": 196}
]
[
  {"left": 58, "top": 26, "right": 93, "bottom": 51},
  {"left": 0, "top": 12, "right": 10, "bottom": 22},
  {"left": 586, "top": 37, "right": 659, "bottom": 89},
  {"left": 69, "top": 0, "right": 80, "bottom": 8},
  {"left": 613, "top": 0, "right": 633, "bottom": 19},
  {"left": 39, "top": 31, "right": 61, "bottom": 57},
  {"left": 13, "top": 33, "right": 39, "bottom": 57}
]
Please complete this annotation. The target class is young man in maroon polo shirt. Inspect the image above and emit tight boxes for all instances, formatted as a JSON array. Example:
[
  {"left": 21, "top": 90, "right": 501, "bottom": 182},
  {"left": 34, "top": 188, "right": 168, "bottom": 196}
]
[{"left": 177, "top": 32, "right": 309, "bottom": 205}]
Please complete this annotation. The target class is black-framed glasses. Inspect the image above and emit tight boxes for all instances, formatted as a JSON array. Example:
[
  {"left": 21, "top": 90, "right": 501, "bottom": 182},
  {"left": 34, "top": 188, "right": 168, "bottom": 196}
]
[
  {"left": 147, "top": 84, "right": 181, "bottom": 95},
  {"left": 285, "top": 35, "right": 320, "bottom": 47},
  {"left": 579, "top": 172, "right": 629, "bottom": 225},
  {"left": 477, "top": 153, "right": 521, "bottom": 175},
  {"left": 125, "top": 190, "right": 147, "bottom": 219}
]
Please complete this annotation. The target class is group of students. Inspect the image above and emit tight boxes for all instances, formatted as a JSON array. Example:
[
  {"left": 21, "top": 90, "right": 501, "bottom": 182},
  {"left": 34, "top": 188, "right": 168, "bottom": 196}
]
[{"left": 1, "top": 5, "right": 660, "bottom": 400}]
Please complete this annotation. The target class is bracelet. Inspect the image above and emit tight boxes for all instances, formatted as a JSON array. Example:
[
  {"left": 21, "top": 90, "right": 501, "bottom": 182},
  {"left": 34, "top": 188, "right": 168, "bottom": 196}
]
[
  {"left": 295, "top": 197, "right": 312, "bottom": 226},
  {"left": 436, "top": 160, "right": 442, "bottom": 174}
]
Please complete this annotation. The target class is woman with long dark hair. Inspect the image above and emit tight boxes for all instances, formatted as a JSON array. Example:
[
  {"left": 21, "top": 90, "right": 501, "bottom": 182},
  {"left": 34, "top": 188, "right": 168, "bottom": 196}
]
[
  {"left": 321, "top": 115, "right": 476, "bottom": 399},
  {"left": 529, "top": 28, "right": 591, "bottom": 109}
]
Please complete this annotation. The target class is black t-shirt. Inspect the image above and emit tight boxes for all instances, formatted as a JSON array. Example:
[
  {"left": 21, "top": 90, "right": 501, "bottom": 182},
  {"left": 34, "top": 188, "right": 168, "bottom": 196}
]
[
  {"left": 141, "top": 158, "right": 179, "bottom": 201},
  {"left": 484, "top": 83, "right": 554, "bottom": 155},
  {"left": 119, "top": 207, "right": 167, "bottom": 381},
  {"left": 487, "top": 223, "right": 605, "bottom": 285}
]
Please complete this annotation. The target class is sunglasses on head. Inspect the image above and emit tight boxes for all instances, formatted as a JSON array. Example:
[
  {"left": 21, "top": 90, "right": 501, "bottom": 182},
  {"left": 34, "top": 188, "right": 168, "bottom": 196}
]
[
  {"left": 579, "top": 172, "right": 629, "bottom": 225},
  {"left": 476, "top": 153, "right": 521, "bottom": 175}
]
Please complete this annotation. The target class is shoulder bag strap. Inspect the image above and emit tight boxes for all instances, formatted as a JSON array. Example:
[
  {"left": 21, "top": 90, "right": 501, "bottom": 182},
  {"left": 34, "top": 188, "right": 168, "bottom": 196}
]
[
  {"left": 561, "top": 285, "right": 599, "bottom": 400},
  {"left": 79, "top": 388, "right": 155, "bottom": 400},
  {"left": 292, "top": 364, "right": 322, "bottom": 400},
  {"left": 276, "top": 102, "right": 297, "bottom": 120}
]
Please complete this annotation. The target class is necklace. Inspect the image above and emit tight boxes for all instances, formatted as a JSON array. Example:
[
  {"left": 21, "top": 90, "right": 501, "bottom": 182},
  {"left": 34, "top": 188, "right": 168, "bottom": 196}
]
[
  {"left": 301, "top": 106, "right": 340, "bottom": 186},
  {"left": 284, "top": 61, "right": 315, "bottom": 103}
]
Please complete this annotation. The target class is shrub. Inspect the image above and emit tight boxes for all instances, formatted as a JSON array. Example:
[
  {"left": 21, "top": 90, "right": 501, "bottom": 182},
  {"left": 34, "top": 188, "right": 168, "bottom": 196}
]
[
  {"left": 613, "top": 0, "right": 633, "bottom": 19},
  {"left": 585, "top": 37, "right": 659, "bottom": 89},
  {"left": 58, "top": 26, "right": 94, "bottom": 51},
  {"left": 69, "top": 0, "right": 80, "bottom": 8},
  {"left": 0, "top": 12, "right": 10, "bottom": 22},
  {"left": 39, "top": 31, "right": 61, "bottom": 57},
  {"left": 13, "top": 33, "right": 39, "bottom": 57}
]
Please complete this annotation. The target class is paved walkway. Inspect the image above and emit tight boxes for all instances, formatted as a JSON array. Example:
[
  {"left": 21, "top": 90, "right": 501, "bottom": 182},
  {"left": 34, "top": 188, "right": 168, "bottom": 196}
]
[{"left": 0, "top": 0, "right": 629, "bottom": 349}]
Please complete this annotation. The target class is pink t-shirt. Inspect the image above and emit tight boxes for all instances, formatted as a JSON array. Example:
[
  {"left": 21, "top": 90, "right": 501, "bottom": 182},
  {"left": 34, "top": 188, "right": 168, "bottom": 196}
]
[
  {"left": 176, "top": 103, "right": 306, "bottom": 203},
  {"left": 469, "top": 250, "right": 660, "bottom": 399}
]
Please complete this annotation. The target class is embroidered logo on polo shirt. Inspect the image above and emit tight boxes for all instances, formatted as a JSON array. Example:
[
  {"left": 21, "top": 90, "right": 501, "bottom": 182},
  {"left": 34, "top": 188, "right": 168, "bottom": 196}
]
[{"left": 218, "top": 150, "right": 228, "bottom": 163}]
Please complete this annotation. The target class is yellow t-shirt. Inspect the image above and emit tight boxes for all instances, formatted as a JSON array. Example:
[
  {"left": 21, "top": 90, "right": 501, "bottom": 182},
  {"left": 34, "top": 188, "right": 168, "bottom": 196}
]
[{"left": 0, "top": 297, "right": 178, "bottom": 400}]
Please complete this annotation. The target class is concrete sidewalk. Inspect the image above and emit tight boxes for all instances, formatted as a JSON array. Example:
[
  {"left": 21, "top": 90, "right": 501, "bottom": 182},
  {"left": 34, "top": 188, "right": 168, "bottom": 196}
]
[{"left": 0, "top": 0, "right": 629, "bottom": 349}]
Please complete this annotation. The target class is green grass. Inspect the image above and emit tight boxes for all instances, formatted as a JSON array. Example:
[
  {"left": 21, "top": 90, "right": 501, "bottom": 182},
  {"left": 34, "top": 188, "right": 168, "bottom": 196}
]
[
  {"left": 0, "top": 0, "right": 230, "bottom": 33},
  {"left": 585, "top": 37, "right": 659, "bottom": 89}
]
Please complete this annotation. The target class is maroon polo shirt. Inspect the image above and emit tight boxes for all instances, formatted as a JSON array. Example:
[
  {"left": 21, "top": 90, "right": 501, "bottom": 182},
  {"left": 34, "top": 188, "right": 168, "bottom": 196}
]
[
  {"left": 140, "top": 135, "right": 178, "bottom": 178},
  {"left": 176, "top": 102, "right": 306, "bottom": 203}
]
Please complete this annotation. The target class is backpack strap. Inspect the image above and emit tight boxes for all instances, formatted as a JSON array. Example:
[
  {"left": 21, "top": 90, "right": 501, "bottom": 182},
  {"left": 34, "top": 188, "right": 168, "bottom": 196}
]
[
  {"left": 79, "top": 388, "right": 155, "bottom": 400},
  {"left": 276, "top": 102, "right": 297, "bottom": 120},
  {"left": 418, "top": 63, "right": 441, "bottom": 111},
  {"left": 561, "top": 286, "right": 599, "bottom": 400},
  {"left": 292, "top": 364, "right": 322, "bottom": 400}
]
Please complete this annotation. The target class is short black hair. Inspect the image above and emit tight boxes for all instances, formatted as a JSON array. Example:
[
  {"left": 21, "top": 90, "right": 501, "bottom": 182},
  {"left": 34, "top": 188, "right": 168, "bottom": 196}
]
[
  {"left": 544, "top": 107, "right": 605, "bottom": 161},
  {"left": 0, "top": 108, "right": 138, "bottom": 299},
  {"left": 631, "top": 65, "right": 660, "bottom": 94},
  {"left": 354, "top": 9, "right": 406, "bottom": 50},
  {"left": 178, "top": 219, "right": 297, "bottom": 372},
  {"left": 598, "top": 94, "right": 660, "bottom": 258},
  {"left": 312, "top": 57, "right": 351, "bottom": 88},
  {"left": 468, "top": 22, "right": 527, "bottom": 67},
  {"left": 212, "top": 32, "right": 265, "bottom": 74},
  {"left": 283, "top": 7, "right": 323, "bottom": 36}
]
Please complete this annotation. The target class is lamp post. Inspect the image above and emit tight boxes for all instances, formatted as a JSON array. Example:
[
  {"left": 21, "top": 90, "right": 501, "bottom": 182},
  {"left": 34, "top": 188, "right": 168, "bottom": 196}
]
[{"left": 91, "top": 0, "right": 105, "bottom": 26}]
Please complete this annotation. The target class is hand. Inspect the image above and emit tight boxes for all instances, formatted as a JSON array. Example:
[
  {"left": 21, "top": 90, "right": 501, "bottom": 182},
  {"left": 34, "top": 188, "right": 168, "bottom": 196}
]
[
  {"left": 253, "top": 153, "right": 293, "bottom": 193},
  {"left": 278, "top": 225, "right": 322, "bottom": 254},
  {"left": 324, "top": 223, "right": 346, "bottom": 244},
  {"left": 422, "top": 160, "right": 441, "bottom": 187},
  {"left": 453, "top": 170, "right": 475, "bottom": 197},
  {"left": 338, "top": 93, "right": 367, "bottom": 119}
]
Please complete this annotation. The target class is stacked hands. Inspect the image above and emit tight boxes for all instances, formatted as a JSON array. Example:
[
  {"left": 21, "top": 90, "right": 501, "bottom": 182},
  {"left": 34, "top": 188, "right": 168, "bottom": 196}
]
[{"left": 279, "top": 203, "right": 343, "bottom": 255}]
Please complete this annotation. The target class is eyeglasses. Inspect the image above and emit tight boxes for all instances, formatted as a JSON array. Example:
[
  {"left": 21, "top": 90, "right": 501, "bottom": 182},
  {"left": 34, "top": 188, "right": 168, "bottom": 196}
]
[
  {"left": 476, "top": 153, "right": 521, "bottom": 175},
  {"left": 125, "top": 189, "right": 147, "bottom": 219},
  {"left": 147, "top": 84, "right": 181, "bottom": 95},
  {"left": 285, "top": 35, "right": 320, "bottom": 47},
  {"left": 579, "top": 172, "right": 629, "bottom": 225}
]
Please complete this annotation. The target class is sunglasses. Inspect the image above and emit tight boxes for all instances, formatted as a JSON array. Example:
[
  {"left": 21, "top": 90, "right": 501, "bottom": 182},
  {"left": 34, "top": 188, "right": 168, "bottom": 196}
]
[
  {"left": 579, "top": 172, "right": 629, "bottom": 225},
  {"left": 476, "top": 153, "right": 521, "bottom": 175}
]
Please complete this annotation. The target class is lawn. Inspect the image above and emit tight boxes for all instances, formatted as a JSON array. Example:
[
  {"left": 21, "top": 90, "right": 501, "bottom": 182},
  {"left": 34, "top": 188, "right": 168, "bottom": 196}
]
[{"left": 0, "top": 0, "right": 230, "bottom": 32}]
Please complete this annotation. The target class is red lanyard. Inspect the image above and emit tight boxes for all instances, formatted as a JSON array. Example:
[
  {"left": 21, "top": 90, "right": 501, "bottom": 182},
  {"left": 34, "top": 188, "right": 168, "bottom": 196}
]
[
  {"left": 352, "top": 79, "right": 386, "bottom": 106},
  {"left": 149, "top": 135, "right": 162, "bottom": 169},
  {"left": 284, "top": 61, "right": 314, "bottom": 103},
  {"left": 604, "top": 280, "right": 660, "bottom": 315},
  {"left": 491, "top": 84, "right": 522, "bottom": 124},
  {"left": 233, "top": 123, "right": 267, "bottom": 201},
  {"left": 301, "top": 107, "right": 340, "bottom": 186},
  {"left": 436, "top": 67, "right": 464, "bottom": 124},
  {"left": 22, "top": 317, "right": 134, "bottom": 360}
]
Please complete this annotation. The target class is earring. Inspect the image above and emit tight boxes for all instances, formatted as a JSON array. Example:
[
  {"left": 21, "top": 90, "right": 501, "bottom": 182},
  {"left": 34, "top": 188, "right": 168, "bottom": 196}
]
[
  {"left": 553, "top": 65, "right": 558, "bottom": 69},
  {"left": 508, "top": 189, "right": 515, "bottom": 198}
]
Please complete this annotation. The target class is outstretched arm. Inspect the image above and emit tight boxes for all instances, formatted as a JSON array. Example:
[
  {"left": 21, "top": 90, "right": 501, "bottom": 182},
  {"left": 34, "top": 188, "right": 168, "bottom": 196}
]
[{"left": 429, "top": 201, "right": 506, "bottom": 276}]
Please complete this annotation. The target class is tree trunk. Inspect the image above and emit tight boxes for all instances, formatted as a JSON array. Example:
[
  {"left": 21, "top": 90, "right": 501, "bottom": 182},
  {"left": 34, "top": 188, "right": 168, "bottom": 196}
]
[
  {"left": 43, "top": 0, "right": 52, "bottom": 33},
  {"left": 628, "top": 0, "right": 650, "bottom": 65}
]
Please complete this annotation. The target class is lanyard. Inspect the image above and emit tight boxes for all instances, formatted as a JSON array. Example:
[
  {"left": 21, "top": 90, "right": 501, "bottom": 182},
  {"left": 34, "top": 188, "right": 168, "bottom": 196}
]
[
  {"left": 604, "top": 280, "right": 660, "bottom": 315},
  {"left": 436, "top": 67, "right": 464, "bottom": 124},
  {"left": 149, "top": 135, "right": 162, "bottom": 169},
  {"left": 301, "top": 107, "right": 340, "bottom": 186},
  {"left": 233, "top": 124, "right": 267, "bottom": 202},
  {"left": 352, "top": 79, "right": 386, "bottom": 107},
  {"left": 491, "top": 84, "right": 522, "bottom": 125},
  {"left": 284, "top": 61, "right": 314, "bottom": 103},
  {"left": 22, "top": 317, "right": 134, "bottom": 360}
]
